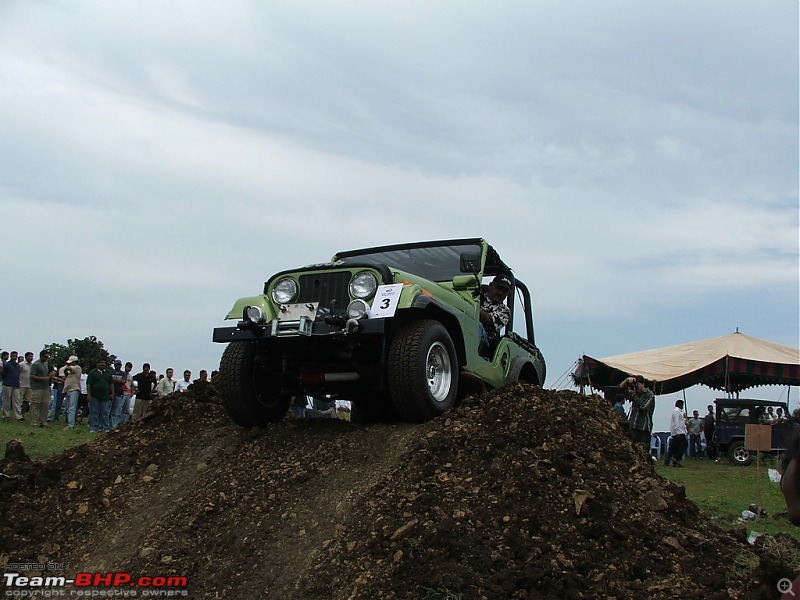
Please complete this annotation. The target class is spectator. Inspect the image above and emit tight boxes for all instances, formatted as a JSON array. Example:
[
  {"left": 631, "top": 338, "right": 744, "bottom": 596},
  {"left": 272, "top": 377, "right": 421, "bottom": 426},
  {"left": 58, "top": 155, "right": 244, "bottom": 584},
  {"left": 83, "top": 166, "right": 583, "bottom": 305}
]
[
  {"left": 619, "top": 375, "right": 655, "bottom": 452},
  {"left": 687, "top": 410, "right": 703, "bottom": 458},
  {"left": 765, "top": 406, "right": 778, "bottom": 424},
  {"left": 665, "top": 399, "right": 689, "bottom": 467},
  {"left": 62, "top": 355, "right": 82, "bottom": 430},
  {"left": 110, "top": 360, "right": 128, "bottom": 428},
  {"left": 86, "top": 358, "right": 114, "bottom": 432},
  {"left": 288, "top": 395, "right": 307, "bottom": 418},
  {"left": 156, "top": 368, "right": 176, "bottom": 397},
  {"left": 702, "top": 404, "right": 716, "bottom": 459},
  {"left": 29, "top": 350, "right": 53, "bottom": 427},
  {"left": 175, "top": 370, "right": 192, "bottom": 393},
  {"left": 19, "top": 352, "right": 33, "bottom": 417},
  {"left": 48, "top": 360, "right": 66, "bottom": 423},
  {"left": 612, "top": 395, "right": 627, "bottom": 425},
  {"left": 2, "top": 351, "right": 22, "bottom": 421},
  {"left": 132, "top": 363, "right": 157, "bottom": 419},
  {"left": 779, "top": 429, "right": 800, "bottom": 597},
  {"left": 777, "top": 407, "right": 787, "bottom": 423},
  {"left": 119, "top": 362, "right": 134, "bottom": 425},
  {"left": 335, "top": 398, "right": 352, "bottom": 421},
  {"left": 0, "top": 350, "right": 8, "bottom": 403},
  {"left": 196, "top": 370, "right": 209, "bottom": 384},
  {"left": 77, "top": 367, "right": 89, "bottom": 424}
]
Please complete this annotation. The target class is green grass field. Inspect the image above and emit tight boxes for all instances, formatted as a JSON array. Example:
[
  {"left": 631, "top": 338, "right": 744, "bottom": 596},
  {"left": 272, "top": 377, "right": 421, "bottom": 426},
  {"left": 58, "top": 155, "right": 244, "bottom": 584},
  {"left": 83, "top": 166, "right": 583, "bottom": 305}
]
[
  {"left": 655, "top": 455, "right": 800, "bottom": 543},
  {"left": 1, "top": 417, "right": 798, "bottom": 544},
  {"left": 0, "top": 415, "right": 97, "bottom": 461}
]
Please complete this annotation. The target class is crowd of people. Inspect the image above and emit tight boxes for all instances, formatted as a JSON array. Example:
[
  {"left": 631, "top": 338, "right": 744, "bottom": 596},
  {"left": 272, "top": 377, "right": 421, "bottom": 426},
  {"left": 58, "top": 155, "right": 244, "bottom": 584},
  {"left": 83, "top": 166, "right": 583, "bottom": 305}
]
[{"left": 0, "top": 349, "right": 212, "bottom": 433}]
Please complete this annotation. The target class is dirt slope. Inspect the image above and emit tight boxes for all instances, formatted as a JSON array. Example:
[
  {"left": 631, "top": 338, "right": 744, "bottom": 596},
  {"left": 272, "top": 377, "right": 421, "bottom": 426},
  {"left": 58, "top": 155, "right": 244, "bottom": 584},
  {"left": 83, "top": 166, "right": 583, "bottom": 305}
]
[{"left": 1, "top": 383, "right": 797, "bottom": 599}]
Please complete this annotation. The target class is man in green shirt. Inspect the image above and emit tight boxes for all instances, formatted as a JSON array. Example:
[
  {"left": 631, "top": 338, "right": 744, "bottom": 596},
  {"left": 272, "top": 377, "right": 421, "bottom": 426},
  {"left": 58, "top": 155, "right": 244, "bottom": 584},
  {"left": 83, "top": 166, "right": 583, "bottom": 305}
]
[
  {"left": 86, "top": 359, "right": 114, "bottom": 432},
  {"left": 29, "top": 350, "right": 53, "bottom": 427}
]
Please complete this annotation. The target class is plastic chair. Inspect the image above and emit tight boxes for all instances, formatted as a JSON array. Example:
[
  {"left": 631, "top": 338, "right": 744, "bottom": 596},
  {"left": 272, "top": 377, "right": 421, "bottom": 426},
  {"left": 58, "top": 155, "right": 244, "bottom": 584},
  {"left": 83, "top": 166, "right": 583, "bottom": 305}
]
[{"left": 650, "top": 435, "right": 661, "bottom": 460}]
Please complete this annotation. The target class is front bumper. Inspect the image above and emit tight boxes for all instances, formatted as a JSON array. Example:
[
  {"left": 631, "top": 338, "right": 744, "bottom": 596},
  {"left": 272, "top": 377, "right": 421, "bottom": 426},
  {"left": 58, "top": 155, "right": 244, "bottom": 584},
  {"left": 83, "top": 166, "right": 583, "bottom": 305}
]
[{"left": 213, "top": 317, "right": 387, "bottom": 343}]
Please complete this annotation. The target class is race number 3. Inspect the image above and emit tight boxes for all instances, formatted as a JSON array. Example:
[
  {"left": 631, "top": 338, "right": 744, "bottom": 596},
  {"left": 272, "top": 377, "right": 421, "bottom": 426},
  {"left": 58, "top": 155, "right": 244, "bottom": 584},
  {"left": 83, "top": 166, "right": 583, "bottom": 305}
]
[{"left": 370, "top": 284, "right": 403, "bottom": 318}]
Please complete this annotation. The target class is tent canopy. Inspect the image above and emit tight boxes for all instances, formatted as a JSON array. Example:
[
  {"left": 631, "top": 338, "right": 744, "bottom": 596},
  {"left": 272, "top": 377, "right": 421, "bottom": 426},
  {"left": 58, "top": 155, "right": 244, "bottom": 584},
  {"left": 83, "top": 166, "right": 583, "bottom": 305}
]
[{"left": 573, "top": 332, "right": 800, "bottom": 395}]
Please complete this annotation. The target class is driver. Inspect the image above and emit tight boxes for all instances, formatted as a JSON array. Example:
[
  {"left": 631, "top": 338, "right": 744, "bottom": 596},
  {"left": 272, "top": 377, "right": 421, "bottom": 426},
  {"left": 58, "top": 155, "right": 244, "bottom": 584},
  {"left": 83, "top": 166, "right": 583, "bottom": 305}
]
[{"left": 478, "top": 274, "right": 512, "bottom": 357}]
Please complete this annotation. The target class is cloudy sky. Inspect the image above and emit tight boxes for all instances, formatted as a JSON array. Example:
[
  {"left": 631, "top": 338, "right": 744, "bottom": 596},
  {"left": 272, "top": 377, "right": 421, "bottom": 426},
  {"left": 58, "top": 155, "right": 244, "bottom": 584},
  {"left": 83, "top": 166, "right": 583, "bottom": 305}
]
[{"left": 1, "top": 0, "right": 797, "bottom": 430}]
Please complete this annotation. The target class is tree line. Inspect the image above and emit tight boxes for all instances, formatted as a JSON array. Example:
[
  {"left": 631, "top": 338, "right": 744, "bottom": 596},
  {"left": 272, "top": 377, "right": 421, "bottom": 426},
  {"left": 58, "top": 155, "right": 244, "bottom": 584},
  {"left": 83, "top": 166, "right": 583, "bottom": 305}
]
[{"left": 43, "top": 336, "right": 114, "bottom": 368}]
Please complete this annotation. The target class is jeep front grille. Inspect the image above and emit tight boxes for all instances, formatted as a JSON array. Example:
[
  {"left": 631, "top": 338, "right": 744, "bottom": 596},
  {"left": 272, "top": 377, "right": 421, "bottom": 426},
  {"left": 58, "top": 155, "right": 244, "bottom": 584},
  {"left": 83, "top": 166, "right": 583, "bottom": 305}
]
[{"left": 297, "top": 272, "right": 352, "bottom": 309}]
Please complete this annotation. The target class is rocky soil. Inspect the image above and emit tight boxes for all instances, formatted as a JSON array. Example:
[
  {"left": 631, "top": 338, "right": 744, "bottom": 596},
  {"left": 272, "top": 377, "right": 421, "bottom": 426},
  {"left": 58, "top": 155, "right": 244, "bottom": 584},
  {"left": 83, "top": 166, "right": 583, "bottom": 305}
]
[{"left": 1, "top": 382, "right": 798, "bottom": 599}]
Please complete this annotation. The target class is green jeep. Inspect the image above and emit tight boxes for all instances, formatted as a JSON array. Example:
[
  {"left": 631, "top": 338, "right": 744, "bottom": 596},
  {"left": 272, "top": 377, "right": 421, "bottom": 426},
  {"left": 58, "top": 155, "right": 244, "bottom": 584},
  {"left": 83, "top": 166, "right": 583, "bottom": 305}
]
[{"left": 212, "top": 238, "right": 546, "bottom": 426}]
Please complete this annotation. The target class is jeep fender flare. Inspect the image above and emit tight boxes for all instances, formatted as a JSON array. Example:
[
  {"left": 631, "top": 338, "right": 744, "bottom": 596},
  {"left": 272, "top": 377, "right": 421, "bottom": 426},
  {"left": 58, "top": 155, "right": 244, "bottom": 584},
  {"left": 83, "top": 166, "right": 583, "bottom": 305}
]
[{"left": 407, "top": 295, "right": 467, "bottom": 366}]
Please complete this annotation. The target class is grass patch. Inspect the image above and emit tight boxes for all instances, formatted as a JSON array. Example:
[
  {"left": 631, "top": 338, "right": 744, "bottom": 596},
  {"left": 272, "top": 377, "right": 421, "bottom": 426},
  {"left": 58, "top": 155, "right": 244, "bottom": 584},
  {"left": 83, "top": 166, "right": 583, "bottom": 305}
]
[
  {"left": 0, "top": 416, "right": 94, "bottom": 460},
  {"left": 656, "top": 456, "right": 800, "bottom": 544}
]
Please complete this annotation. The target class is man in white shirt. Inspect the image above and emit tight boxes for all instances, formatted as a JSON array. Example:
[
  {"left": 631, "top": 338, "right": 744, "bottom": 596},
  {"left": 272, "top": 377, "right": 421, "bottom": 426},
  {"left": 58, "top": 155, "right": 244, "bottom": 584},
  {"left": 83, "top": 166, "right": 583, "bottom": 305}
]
[
  {"left": 175, "top": 370, "right": 192, "bottom": 393},
  {"left": 664, "top": 399, "right": 689, "bottom": 467}
]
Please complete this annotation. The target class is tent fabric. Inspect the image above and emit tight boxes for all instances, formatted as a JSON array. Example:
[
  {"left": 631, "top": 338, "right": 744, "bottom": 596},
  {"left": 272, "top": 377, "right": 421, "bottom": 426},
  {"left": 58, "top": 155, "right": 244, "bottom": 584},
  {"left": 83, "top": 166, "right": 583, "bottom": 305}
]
[{"left": 574, "top": 332, "right": 800, "bottom": 395}]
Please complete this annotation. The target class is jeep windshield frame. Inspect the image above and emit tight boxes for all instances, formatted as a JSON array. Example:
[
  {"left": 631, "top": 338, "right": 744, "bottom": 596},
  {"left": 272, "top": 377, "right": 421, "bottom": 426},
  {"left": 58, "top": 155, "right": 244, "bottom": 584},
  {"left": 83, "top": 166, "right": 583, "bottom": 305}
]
[{"left": 333, "top": 238, "right": 509, "bottom": 283}]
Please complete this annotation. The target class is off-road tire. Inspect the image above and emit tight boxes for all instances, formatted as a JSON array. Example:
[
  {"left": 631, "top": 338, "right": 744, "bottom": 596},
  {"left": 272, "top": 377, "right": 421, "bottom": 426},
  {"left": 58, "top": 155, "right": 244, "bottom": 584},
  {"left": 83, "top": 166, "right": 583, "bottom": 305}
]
[
  {"left": 388, "top": 320, "right": 459, "bottom": 422},
  {"left": 218, "top": 342, "right": 290, "bottom": 427},
  {"left": 727, "top": 441, "right": 753, "bottom": 466}
]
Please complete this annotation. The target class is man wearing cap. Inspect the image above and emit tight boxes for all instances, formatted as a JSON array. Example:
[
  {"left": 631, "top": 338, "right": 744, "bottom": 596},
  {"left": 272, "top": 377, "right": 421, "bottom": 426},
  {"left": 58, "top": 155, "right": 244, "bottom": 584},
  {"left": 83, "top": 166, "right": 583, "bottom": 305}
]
[
  {"left": 62, "top": 356, "right": 83, "bottom": 430},
  {"left": 478, "top": 274, "right": 512, "bottom": 358}
]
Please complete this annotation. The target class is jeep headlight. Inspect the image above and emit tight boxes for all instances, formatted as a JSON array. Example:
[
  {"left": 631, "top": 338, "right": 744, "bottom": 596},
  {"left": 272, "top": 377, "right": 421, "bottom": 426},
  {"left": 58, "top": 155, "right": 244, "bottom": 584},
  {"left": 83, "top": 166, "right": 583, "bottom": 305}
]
[
  {"left": 349, "top": 271, "right": 377, "bottom": 299},
  {"left": 347, "top": 299, "right": 370, "bottom": 320},
  {"left": 271, "top": 278, "right": 298, "bottom": 304},
  {"left": 243, "top": 306, "right": 265, "bottom": 324}
]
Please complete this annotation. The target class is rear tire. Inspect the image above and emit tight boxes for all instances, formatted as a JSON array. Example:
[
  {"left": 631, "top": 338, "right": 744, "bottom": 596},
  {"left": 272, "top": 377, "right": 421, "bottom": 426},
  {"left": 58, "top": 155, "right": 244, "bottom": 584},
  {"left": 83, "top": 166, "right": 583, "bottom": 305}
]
[
  {"left": 727, "top": 441, "right": 753, "bottom": 466},
  {"left": 218, "top": 342, "right": 290, "bottom": 427},
  {"left": 388, "top": 320, "right": 459, "bottom": 422}
]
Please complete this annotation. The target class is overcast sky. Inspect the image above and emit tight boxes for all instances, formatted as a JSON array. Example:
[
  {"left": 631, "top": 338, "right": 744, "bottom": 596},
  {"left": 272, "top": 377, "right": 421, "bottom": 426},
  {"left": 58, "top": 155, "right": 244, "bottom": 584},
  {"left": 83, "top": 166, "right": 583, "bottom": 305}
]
[{"left": 1, "top": 1, "right": 797, "bottom": 431}]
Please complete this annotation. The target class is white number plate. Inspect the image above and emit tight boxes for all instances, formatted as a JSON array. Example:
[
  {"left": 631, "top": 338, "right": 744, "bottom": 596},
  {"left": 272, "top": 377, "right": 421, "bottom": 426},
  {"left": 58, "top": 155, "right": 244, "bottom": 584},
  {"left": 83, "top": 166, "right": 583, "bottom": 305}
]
[{"left": 277, "top": 302, "right": 318, "bottom": 322}]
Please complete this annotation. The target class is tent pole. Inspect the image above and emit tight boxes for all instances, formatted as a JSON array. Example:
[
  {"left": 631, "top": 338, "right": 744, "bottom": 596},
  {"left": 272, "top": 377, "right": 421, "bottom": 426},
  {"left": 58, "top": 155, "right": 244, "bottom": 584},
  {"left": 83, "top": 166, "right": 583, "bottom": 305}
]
[{"left": 724, "top": 355, "right": 730, "bottom": 398}]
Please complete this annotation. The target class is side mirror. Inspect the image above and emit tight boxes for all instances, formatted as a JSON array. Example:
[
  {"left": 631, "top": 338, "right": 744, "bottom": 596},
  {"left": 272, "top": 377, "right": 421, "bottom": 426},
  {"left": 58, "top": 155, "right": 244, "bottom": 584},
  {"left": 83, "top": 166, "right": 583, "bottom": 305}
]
[
  {"left": 452, "top": 275, "right": 478, "bottom": 290},
  {"left": 460, "top": 252, "right": 481, "bottom": 273}
]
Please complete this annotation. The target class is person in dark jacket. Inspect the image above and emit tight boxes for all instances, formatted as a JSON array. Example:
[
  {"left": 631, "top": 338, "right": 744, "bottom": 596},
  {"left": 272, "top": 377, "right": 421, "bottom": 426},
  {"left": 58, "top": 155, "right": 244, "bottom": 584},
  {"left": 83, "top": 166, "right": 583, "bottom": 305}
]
[
  {"left": 2, "top": 351, "right": 22, "bottom": 420},
  {"left": 702, "top": 404, "right": 716, "bottom": 459}
]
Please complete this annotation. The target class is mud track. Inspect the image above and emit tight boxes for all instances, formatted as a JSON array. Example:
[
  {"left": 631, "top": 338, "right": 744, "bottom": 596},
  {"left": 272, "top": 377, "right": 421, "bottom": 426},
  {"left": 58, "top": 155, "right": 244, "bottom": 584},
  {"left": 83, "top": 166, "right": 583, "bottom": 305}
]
[{"left": 1, "top": 383, "right": 797, "bottom": 599}]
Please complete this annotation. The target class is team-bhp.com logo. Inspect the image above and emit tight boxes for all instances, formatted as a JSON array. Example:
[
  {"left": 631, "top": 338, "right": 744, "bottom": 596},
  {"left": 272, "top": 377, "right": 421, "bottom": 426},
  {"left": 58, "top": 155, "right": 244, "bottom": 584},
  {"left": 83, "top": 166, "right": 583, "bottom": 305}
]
[{"left": 3, "top": 572, "right": 189, "bottom": 597}]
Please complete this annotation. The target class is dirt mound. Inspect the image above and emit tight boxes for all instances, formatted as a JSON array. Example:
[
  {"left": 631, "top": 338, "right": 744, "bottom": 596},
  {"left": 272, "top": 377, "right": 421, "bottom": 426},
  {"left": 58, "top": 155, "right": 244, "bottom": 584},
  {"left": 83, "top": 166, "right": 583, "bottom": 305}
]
[{"left": 0, "top": 384, "right": 797, "bottom": 599}]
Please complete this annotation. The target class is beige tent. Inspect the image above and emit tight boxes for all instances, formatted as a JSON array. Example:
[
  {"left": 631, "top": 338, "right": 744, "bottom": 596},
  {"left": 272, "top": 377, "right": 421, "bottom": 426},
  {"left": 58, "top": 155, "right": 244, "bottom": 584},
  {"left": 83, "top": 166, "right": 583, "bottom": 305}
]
[{"left": 573, "top": 332, "right": 800, "bottom": 395}]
